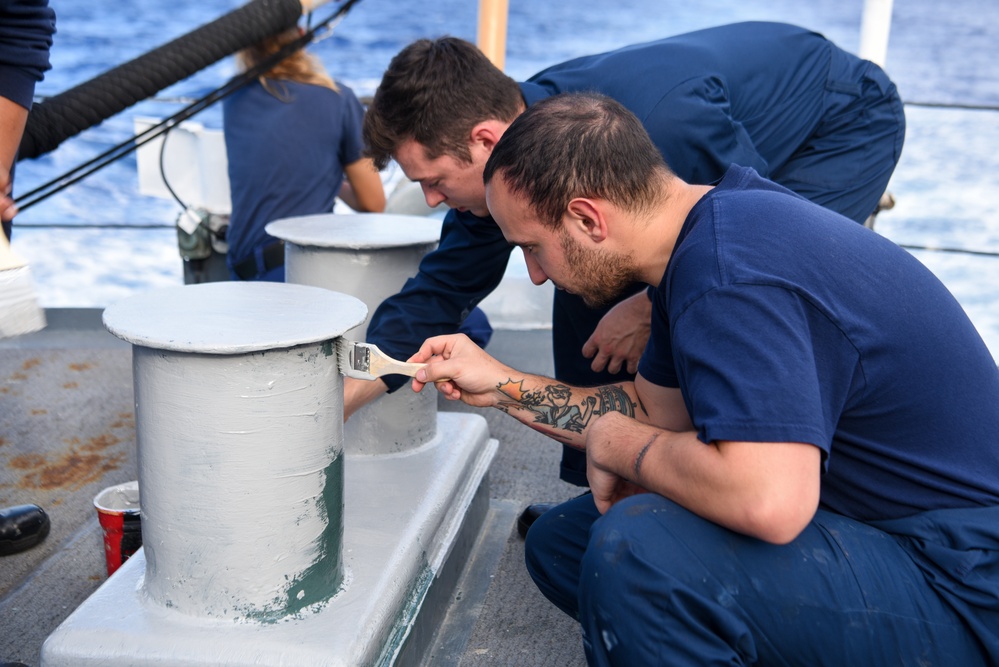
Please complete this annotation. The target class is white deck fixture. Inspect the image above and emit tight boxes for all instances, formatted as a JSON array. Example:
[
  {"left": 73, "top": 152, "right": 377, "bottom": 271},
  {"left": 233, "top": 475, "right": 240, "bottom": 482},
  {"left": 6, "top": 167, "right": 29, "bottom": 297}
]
[
  {"left": 859, "top": 0, "right": 895, "bottom": 67},
  {"left": 41, "top": 281, "right": 498, "bottom": 666},
  {"left": 105, "top": 282, "right": 363, "bottom": 620},
  {"left": 267, "top": 213, "right": 444, "bottom": 455}
]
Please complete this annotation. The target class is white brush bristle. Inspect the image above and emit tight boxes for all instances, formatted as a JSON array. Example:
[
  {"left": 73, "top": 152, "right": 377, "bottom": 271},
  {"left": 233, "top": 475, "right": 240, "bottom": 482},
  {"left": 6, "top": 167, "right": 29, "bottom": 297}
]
[
  {"left": 0, "top": 265, "right": 46, "bottom": 339},
  {"left": 335, "top": 338, "right": 351, "bottom": 367}
]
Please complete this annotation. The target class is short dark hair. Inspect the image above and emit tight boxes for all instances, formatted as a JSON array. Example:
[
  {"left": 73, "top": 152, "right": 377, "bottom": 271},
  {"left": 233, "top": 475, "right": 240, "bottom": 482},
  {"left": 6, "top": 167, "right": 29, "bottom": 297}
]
[
  {"left": 363, "top": 37, "right": 523, "bottom": 170},
  {"left": 483, "top": 93, "right": 672, "bottom": 229}
]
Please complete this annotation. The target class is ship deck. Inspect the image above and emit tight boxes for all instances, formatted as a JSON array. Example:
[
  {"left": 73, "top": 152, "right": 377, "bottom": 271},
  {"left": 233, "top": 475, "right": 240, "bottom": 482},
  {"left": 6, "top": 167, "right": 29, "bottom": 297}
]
[{"left": 0, "top": 309, "right": 585, "bottom": 666}]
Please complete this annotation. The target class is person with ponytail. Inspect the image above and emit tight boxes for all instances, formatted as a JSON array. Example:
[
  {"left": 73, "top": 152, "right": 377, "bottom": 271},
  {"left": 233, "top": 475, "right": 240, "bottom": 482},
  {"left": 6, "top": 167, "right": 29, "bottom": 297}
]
[{"left": 223, "top": 27, "right": 385, "bottom": 281}]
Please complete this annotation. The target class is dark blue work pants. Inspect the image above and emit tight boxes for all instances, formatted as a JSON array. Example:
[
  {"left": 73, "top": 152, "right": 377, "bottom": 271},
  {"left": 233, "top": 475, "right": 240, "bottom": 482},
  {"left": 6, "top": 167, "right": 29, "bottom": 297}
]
[
  {"left": 525, "top": 494, "right": 988, "bottom": 667},
  {"left": 770, "top": 60, "right": 906, "bottom": 226}
]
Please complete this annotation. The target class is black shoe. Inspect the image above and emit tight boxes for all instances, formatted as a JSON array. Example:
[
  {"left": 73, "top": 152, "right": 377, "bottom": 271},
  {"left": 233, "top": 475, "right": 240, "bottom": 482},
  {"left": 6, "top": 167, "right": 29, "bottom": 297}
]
[
  {"left": 0, "top": 504, "right": 50, "bottom": 556},
  {"left": 517, "top": 502, "right": 557, "bottom": 539}
]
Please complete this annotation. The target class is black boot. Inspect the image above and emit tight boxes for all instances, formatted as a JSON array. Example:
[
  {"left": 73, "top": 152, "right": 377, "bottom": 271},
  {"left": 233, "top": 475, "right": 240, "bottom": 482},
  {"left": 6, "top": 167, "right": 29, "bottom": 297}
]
[
  {"left": 0, "top": 504, "right": 50, "bottom": 556},
  {"left": 516, "top": 503, "right": 557, "bottom": 539}
]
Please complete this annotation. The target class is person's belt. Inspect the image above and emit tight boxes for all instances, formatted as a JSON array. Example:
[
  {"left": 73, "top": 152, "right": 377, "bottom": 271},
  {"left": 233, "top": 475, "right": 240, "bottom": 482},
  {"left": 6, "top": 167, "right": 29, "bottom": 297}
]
[{"left": 233, "top": 241, "right": 285, "bottom": 280}]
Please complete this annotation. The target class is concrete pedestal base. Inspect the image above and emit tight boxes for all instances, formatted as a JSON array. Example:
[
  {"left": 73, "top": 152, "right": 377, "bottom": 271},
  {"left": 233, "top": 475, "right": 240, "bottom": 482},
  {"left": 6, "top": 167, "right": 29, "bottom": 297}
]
[{"left": 40, "top": 412, "right": 497, "bottom": 667}]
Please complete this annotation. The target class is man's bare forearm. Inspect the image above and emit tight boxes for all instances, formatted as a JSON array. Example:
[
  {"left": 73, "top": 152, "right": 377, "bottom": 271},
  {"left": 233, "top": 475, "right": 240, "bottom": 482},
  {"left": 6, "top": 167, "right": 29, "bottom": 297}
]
[
  {"left": 412, "top": 334, "right": 649, "bottom": 445},
  {"left": 0, "top": 96, "right": 28, "bottom": 222},
  {"left": 491, "top": 374, "right": 647, "bottom": 448},
  {"left": 343, "top": 376, "right": 389, "bottom": 421}
]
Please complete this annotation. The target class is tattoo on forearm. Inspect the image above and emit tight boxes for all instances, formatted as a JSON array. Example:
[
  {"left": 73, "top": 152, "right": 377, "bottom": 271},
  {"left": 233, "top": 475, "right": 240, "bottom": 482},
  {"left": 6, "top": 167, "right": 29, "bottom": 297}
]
[
  {"left": 633, "top": 434, "right": 659, "bottom": 479},
  {"left": 594, "top": 385, "right": 637, "bottom": 418},
  {"left": 493, "top": 378, "right": 638, "bottom": 434}
]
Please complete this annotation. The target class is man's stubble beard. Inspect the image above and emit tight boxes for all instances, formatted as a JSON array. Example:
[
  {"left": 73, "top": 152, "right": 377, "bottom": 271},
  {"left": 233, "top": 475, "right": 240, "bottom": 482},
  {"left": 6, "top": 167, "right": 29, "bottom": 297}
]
[{"left": 558, "top": 229, "right": 640, "bottom": 309}]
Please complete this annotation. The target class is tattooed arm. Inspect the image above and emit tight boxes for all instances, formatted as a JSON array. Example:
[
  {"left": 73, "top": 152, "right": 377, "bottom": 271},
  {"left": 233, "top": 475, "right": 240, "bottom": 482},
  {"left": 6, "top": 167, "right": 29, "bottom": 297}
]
[
  {"left": 412, "top": 334, "right": 819, "bottom": 542},
  {"left": 410, "top": 333, "right": 651, "bottom": 449}
]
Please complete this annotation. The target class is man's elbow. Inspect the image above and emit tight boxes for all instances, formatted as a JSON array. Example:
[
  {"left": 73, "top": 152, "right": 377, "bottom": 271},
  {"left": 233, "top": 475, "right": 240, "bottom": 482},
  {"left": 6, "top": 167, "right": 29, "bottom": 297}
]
[{"left": 738, "top": 497, "right": 817, "bottom": 545}]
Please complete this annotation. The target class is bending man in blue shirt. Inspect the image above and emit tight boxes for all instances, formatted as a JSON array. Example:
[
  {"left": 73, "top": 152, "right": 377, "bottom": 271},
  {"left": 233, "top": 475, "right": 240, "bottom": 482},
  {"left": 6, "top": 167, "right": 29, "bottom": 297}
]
[
  {"left": 357, "top": 22, "right": 906, "bottom": 495},
  {"left": 410, "top": 92, "right": 999, "bottom": 667}
]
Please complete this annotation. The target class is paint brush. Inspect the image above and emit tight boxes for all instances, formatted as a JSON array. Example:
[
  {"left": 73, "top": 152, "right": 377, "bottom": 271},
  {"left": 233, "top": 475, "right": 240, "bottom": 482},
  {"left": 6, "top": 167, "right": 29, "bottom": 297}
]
[
  {"left": 335, "top": 339, "right": 427, "bottom": 381},
  {"left": 0, "top": 234, "right": 45, "bottom": 338}
]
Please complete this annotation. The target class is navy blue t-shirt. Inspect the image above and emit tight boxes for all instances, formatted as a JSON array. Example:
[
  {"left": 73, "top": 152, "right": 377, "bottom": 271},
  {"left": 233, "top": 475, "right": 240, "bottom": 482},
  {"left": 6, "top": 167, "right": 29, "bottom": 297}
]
[
  {"left": 522, "top": 21, "right": 840, "bottom": 186},
  {"left": 223, "top": 79, "right": 365, "bottom": 267},
  {"left": 638, "top": 166, "right": 999, "bottom": 522}
]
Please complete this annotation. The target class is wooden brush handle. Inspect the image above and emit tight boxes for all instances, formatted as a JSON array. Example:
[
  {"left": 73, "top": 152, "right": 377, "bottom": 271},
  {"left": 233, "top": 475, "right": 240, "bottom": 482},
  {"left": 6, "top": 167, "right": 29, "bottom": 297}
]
[{"left": 372, "top": 358, "right": 427, "bottom": 378}]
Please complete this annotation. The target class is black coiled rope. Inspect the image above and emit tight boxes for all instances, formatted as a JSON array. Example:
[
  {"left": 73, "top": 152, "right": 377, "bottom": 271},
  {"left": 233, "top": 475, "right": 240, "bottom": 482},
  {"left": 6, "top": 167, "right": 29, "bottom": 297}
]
[{"left": 18, "top": 0, "right": 302, "bottom": 160}]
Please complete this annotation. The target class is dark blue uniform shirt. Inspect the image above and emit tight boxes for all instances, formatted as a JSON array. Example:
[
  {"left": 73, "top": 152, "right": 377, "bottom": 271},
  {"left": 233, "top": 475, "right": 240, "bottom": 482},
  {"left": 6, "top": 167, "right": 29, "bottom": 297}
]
[
  {"left": 639, "top": 165, "right": 999, "bottom": 660},
  {"left": 223, "top": 80, "right": 365, "bottom": 275},
  {"left": 367, "top": 22, "right": 905, "bottom": 405},
  {"left": 0, "top": 0, "right": 55, "bottom": 110}
]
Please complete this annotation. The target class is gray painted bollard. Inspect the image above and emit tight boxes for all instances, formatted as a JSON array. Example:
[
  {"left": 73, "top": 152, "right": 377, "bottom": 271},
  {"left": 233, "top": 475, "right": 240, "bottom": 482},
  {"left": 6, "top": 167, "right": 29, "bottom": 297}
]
[
  {"left": 42, "top": 280, "right": 498, "bottom": 667},
  {"left": 101, "top": 282, "right": 366, "bottom": 621},
  {"left": 267, "top": 213, "right": 443, "bottom": 455}
]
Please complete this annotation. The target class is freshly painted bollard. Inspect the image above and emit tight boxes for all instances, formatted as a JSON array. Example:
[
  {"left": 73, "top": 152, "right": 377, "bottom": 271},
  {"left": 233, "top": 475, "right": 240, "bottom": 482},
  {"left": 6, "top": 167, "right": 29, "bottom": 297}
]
[
  {"left": 101, "top": 282, "right": 366, "bottom": 621},
  {"left": 267, "top": 213, "right": 443, "bottom": 455},
  {"left": 41, "top": 280, "right": 498, "bottom": 667}
]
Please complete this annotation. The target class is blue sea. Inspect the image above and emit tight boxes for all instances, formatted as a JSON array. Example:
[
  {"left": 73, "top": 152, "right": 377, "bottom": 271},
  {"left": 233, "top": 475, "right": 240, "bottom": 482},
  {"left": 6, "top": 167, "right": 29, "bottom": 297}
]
[{"left": 9, "top": 0, "right": 999, "bottom": 356}]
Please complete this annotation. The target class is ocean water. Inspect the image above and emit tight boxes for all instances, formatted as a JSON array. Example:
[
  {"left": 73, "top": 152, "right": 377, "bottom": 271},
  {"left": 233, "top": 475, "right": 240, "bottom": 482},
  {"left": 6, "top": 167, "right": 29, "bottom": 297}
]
[{"left": 9, "top": 0, "right": 999, "bottom": 356}]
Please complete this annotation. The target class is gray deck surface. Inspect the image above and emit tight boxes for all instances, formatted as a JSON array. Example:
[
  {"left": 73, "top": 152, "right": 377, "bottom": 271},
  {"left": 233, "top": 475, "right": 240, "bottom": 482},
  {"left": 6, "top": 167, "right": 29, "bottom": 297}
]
[{"left": 0, "top": 309, "right": 586, "bottom": 667}]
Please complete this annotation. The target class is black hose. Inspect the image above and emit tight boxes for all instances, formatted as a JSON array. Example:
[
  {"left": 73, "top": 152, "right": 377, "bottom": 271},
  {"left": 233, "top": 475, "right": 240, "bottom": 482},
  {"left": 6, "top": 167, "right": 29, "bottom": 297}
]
[{"left": 17, "top": 0, "right": 302, "bottom": 160}]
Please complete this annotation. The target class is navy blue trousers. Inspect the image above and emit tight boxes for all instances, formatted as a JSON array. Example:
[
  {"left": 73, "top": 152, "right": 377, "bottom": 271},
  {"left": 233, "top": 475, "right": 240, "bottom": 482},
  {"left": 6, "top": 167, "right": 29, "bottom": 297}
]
[
  {"left": 525, "top": 494, "right": 987, "bottom": 666},
  {"left": 770, "top": 60, "right": 906, "bottom": 225}
]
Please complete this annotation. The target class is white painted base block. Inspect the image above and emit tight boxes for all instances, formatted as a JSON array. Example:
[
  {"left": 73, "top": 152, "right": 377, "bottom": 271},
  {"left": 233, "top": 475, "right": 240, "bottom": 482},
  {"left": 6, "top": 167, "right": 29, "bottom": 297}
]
[{"left": 40, "top": 412, "right": 497, "bottom": 667}]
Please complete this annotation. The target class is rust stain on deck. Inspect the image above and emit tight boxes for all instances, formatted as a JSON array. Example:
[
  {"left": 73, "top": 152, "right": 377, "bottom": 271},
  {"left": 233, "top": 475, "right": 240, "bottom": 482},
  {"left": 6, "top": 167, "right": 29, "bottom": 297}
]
[
  {"left": 63, "top": 381, "right": 78, "bottom": 389},
  {"left": 11, "top": 453, "right": 46, "bottom": 469},
  {"left": 15, "top": 433, "right": 126, "bottom": 491},
  {"left": 68, "top": 362, "right": 94, "bottom": 372},
  {"left": 80, "top": 433, "right": 121, "bottom": 452},
  {"left": 110, "top": 412, "right": 135, "bottom": 429},
  {"left": 21, "top": 358, "right": 41, "bottom": 371}
]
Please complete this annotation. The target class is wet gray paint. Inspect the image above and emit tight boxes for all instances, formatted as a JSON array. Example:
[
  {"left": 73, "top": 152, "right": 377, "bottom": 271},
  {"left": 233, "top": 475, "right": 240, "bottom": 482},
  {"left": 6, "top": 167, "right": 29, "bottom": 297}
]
[
  {"left": 45, "top": 280, "right": 500, "bottom": 666},
  {"left": 268, "top": 213, "right": 442, "bottom": 455},
  {"left": 41, "top": 413, "right": 499, "bottom": 667},
  {"left": 102, "top": 282, "right": 365, "bottom": 621}
]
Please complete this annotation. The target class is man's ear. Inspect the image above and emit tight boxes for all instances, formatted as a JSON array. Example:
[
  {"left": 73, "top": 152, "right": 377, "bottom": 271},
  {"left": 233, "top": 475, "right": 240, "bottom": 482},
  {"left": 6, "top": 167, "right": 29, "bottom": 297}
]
[
  {"left": 470, "top": 120, "right": 507, "bottom": 154},
  {"left": 566, "top": 198, "right": 609, "bottom": 243}
]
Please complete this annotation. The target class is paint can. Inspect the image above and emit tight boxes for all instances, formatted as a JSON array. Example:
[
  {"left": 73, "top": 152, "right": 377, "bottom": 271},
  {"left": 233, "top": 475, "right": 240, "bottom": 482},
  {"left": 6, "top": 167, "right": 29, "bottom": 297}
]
[{"left": 93, "top": 480, "right": 141, "bottom": 576}]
